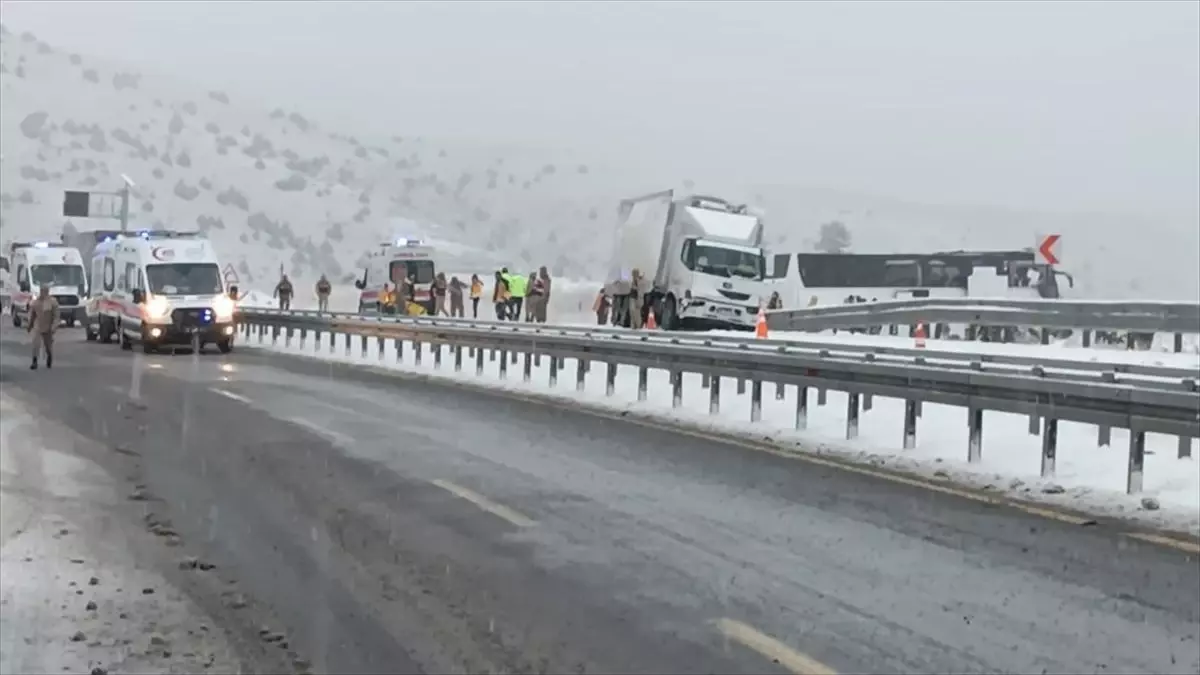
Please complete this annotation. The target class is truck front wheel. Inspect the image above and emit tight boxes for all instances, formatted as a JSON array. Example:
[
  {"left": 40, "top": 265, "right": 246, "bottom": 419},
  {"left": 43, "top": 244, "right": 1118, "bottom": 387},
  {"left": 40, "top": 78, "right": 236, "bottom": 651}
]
[{"left": 660, "top": 295, "right": 678, "bottom": 331}]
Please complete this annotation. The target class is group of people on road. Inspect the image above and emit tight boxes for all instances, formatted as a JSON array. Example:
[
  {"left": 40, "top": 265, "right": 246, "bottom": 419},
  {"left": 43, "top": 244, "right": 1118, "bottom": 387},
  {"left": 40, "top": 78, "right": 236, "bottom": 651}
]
[{"left": 492, "top": 267, "right": 552, "bottom": 323}]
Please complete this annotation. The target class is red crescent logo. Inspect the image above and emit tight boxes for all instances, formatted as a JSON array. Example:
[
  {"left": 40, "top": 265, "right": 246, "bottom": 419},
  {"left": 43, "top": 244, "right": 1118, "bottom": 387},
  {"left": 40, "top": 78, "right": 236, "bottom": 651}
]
[{"left": 151, "top": 247, "right": 175, "bottom": 261}]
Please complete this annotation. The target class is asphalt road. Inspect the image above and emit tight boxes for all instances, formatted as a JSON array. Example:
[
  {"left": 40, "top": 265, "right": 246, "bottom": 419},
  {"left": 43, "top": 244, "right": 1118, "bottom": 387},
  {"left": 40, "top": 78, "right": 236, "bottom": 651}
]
[{"left": 2, "top": 324, "right": 1198, "bottom": 674}]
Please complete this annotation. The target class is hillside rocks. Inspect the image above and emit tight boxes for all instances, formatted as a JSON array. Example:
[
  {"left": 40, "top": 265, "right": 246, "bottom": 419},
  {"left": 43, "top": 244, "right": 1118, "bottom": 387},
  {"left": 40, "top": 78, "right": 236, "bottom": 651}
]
[{"left": 19, "top": 111, "right": 49, "bottom": 139}]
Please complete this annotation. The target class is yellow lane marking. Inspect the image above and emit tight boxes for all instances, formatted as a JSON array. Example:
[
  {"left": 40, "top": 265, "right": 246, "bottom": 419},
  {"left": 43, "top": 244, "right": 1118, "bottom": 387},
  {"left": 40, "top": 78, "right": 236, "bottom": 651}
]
[
  {"left": 1123, "top": 532, "right": 1200, "bottom": 555},
  {"left": 714, "top": 618, "right": 837, "bottom": 675},
  {"left": 430, "top": 479, "right": 537, "bottom": 529},
  {"left": 210, "top": 388, "right": 253, "bottom": 404},
  {"left": 261, "top": 349, "right": 1200, "bottom": 552}
]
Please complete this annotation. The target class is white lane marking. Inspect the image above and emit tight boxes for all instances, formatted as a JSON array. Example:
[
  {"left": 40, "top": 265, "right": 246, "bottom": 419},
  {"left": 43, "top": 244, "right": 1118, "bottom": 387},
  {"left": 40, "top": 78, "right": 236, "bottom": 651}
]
[
  {"left": 714, "top": 618, "right": 837, "bottom": 675},
  {"left": 287, "top": 416, "right": 356, "bottom": 447},
  {"left": 210, "top": 388, "right": 253, "bottom": 404},
  {"left": 430, "top": 479, "right": 537, "bottom": 529}
]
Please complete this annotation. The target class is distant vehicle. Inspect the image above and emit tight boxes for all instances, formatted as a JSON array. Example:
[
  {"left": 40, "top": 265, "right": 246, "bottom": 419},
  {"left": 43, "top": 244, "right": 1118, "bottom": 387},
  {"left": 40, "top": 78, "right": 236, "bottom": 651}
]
[
  {"left": 89, "top": 230, "right": 235, "bottom": 353},
  {"left": 8, "top": 241, "right": 88, "bottom": 328},
  {"left": 767, "top": 248, "right": 1075, "bottom": 308},
  {"left": 354, "top": 238, "right": 437, "bottom": 315},
  {"left": 604, "top": 190, "right": 767, "bottom": 330}
]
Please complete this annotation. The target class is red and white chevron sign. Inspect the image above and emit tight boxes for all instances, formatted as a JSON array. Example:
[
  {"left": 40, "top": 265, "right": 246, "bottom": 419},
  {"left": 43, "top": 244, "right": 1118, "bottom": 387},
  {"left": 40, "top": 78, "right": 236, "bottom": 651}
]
[{"left": 1036, "top": 234, "right": 1061, "bottom": 266}]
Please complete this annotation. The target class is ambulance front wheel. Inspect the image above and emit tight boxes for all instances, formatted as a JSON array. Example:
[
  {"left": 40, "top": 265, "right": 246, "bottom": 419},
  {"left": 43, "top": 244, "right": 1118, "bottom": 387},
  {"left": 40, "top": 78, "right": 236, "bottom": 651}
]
[{"left": 217, "top": 337, "right": 233, "bottom": 354}]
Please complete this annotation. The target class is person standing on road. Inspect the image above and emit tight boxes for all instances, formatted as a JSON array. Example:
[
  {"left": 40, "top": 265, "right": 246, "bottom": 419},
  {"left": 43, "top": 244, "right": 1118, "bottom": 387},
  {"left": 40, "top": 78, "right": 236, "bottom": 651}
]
[
  {"left": 592, "top": 287, "right": 610, "bottom": 325},
  {"left": 504, "top": 269, "right": 527, "bottom": 321},
  {"left": 448, "top": 276, "right": 466, "bottom": 318},
  {"left": 28, "top": 285, "right": 60, "bottom": 370},
  {"left": 492, "top": 271, "right": 510, "bottom": 320},
  {"left": 535, "top": 266, "right": 552, "bottom": 323},
  {"left": 433, "top": 272, "right": 449, "bottom": 316},
  {"left": 525, "top": 272, "right": 542, "bottom": 322},
  {"left": 469, "top": 274, "right": 484, "bottom": 318},
  {"left": 315, "top": 274, "right": 332, "bottom": 313},
  {"left": 273, "top": 274, "right": 294, "bottom": 311}
]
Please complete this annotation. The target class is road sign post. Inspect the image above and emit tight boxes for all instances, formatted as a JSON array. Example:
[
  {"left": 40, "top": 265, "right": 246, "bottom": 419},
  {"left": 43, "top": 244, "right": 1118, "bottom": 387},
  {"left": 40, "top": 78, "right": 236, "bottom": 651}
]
[
  {"left": 62, "top": 180, "right": 133, "bottom": 232},
  {"left": 1036, "top": 234, "right": 1062, "bottom": 266}
]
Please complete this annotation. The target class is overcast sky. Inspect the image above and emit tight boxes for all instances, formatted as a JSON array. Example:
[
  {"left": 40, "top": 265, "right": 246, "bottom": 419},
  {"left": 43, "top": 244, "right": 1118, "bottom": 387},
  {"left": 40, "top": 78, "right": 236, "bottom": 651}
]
[{"left": 2, "top": 0, "right": 1197, "bottom": 221}]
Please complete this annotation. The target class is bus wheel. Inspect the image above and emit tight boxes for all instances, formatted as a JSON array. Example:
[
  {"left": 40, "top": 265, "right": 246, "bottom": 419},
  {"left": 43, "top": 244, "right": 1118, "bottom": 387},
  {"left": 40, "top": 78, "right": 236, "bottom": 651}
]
[{"left": 10, "top": 311, "right": 19, "bottom": 328}]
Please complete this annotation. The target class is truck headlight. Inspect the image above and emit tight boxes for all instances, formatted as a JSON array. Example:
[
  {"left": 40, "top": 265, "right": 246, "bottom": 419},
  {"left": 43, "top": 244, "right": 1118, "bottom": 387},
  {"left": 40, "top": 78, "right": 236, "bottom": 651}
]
[
  {"left": 144, "top": 295, "right": 171, "bottom": 320},
  {"left": 212, "top": 294, "right": 235, "bottom": 321}
]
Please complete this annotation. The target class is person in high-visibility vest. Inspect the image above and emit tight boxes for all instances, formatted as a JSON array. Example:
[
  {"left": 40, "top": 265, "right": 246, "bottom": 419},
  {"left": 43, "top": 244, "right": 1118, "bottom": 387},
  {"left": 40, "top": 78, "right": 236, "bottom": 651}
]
[{"left": 503, "top": 269, "right": 528, "bottom": 322}]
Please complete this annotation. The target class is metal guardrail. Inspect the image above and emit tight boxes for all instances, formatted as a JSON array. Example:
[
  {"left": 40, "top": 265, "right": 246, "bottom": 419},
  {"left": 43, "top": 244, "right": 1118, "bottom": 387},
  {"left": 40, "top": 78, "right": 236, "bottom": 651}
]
[
  {"left": 766, "top": 297, "right": 1200, "bottom": 337},
  {"left": 235, "top": 308, "right": 1200, "bottom": 497}
]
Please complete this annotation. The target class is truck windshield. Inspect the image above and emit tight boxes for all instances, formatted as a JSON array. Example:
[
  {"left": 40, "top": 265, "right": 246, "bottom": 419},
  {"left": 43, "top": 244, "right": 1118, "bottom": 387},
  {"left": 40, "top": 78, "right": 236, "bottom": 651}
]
[
  {"left": 31, "top": 264, "right": 85, "bottom": 287},
  {"left": 147, "top": 263, "right": 223, "bottom": 295},
  {"left": 692, "top": 244, "right": 763, "bottom": 280}
]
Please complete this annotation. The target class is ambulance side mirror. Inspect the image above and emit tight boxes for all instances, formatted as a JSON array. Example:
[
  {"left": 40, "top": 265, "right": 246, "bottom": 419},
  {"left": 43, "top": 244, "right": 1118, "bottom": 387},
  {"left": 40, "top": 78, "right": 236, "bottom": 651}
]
[
  {"left": 354, "top": 279, "right": 365, "bottom": 290},
  {"left": 131, "top": 288, "right": 145, "bottom": 304}
]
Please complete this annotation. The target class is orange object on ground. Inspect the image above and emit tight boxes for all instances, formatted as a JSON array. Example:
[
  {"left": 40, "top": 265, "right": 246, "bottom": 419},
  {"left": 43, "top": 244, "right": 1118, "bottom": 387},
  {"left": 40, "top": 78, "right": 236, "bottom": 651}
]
[
  {"left": 914, "top": 321, "right": 927, "bottom": 348},
  {"left": 755, "top": 305, "right": 769, "bottom": 339}
]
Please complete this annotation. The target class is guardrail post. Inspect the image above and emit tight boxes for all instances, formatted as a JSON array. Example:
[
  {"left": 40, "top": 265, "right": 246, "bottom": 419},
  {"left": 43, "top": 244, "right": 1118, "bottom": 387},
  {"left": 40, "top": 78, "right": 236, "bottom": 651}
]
[
  {"left": 1040, "top": 418, "right": 1058, "bottom": 477},
  {"left": 846, "top": 393, "right": 860, "bottom": 439},
  {"left": 1174, "top": 333, "right": 1183, "bottom": 353},
  {"left": 1081, "top": 330, "right": 1091, "bottom": 348},
  {"left": 534, "top": 353, "right": 541, "bottom": 368},
  {"left": 433, "top": 342, "right": 442, "bottom": 369},
  {"left": 637, "top": 366, "right": 648, "bottom": 401},
  {"left": 1097, "top": 425, "right": 1111, "bottom": 447},
  {"left": 775, "top": 382, "right": 785, "bottom": 401},
  {"left": 1028, "top": 414, "right": 1040, "bottom": 435},
  {"left": 862, "top": 393, "right": 873, "bottom": 412},
  {"left": 377, "top": 336, "right": 385, "bottom": 360},
  {"left": 968, "top": 408, "right": 983, "bottom": 463},
  {"left": 903, "top": 400, "right": 917, "bottom": 449},
  {"left": 1179, "top": 436, "right": 1193, "bottom": 459},
  {"left": 343, "top": 333, "right": 350, "bottom": 355},
  {"left": 709, "top": 376, "right": 721, "bottom": 415},
  {"left": 1127, "top": 430, "right": 1145, "bottom": 494},
  {"left": 737, "top": 378, "right": 746, "bottom": 396},
  {"left": 796, "top": 386, "right": 808, "bottom": 430},
  {"left": 396, "top": 338, "right": 403, "bottom": 362},
  {"left": 751, "top": 381, "right": 763, "bottom": 422},
  {"left": 965, "top": 324, "right": 977, "bottom": 341},
  {"left": 1126, "top": 332, "right": 1135, "bottom": 351},
  {"left": 360, "top": 335, "right": 368, "bottom": 358},
  {"left": 525, "top": 353, "right": 534, "bottom": 383},
  {"left": 701, "top": 374, "right": 710, "bottom": 390},
  {"left": 605, "top": 363, "right": 616, "bottom": 396},
  {"left": 489, "top": 349, "right": 496, "bottom": 363},
  {"left": 271, "top": 325, "right": 279, "bottom": 345},
  {"left": 286, "top": 326, "right": 296, "bottom": 347},
  {"left": 414, "top": 341, "right": 423, "bottom": 366},
  {"left": 298, "top": 328, "right": 306, "bottom": 349},
  {"left": 549, "top": 355, "right": 559, "bottom": 387},
  {"left": 314, "top": 330, "right": 321, "bottom": 350},
  {"left": 454, "top": 345, "right": 463, "bottom": 372},
  {"left": 817, "top": 388, "right": 827, "bottom": 406},
  {"left": 511, "top": 350, "right": 518, "bottom": 366},
  {"left": 498, "top": 350, "right": 506, "bottom": 379},
  {"left": 671, "top": 371, "right": 683, "bottom": 409},
  {"left": 1039, "top": 328, "right": 1050, "bottom": 345},
  {"left": 576, "top": 359, "right": 586, "bottom": 391},
  {"left": 476, "top": 345, "right": 485, "bottom": 376}
]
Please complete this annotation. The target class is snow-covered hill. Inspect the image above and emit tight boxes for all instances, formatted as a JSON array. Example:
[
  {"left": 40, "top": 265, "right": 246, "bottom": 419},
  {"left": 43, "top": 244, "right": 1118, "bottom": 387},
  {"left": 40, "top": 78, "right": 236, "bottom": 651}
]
[{"left": 1, "top": 24, "right": 1195, "bottom": 301}]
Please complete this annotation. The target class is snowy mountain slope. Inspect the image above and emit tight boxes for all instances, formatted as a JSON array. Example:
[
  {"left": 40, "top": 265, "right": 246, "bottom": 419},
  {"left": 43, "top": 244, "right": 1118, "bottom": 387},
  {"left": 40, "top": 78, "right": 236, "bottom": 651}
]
[
  {"left": 1, "top": 24, "right": 1195, "bottom": 301},
  {"left": 0, "top": 26, "right": 649, "bottom": 287}
]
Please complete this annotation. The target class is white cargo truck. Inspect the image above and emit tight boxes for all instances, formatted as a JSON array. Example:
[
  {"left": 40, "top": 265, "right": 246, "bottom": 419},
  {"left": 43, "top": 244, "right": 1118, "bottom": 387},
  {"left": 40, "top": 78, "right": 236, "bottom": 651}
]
[{"left": 604, "top": 190, "right": 767, "bottom": 331}]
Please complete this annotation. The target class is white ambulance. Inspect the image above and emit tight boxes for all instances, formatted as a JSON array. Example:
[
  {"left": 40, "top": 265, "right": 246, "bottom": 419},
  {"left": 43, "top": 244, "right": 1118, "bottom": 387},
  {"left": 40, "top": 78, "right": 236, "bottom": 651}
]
[
  {"left": 89, "top": 230, "right": 237, "bottom": 353},
  {"left": 354, "top": 237, "right": 437, "bottom": 315},
  {"left": 9, "top": 241, "right": 88, "bottom": 329}
]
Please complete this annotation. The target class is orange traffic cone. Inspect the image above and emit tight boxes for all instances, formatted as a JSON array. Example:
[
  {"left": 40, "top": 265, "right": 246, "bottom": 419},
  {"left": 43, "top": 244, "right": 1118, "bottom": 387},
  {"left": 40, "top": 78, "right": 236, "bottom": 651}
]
[
  {"left": 914, "top": 321, "right": 927, "bottom": 348},
  {"left": 645, "top": 303, "right": 657, "bottom": 330},
  {"left": 755, "top": 305, "right": 769, "bottom": 339}
]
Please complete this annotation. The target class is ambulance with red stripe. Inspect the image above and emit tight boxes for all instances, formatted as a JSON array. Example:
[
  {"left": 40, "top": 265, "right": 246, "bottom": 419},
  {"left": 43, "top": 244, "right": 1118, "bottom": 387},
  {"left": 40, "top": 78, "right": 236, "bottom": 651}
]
[
  {"left": 9, "top": 241, "right": 88, "bottom": 329},
  {"left": 354, "top": 238, "right": 437, "bottom": 315},
  {"left": 88, "top": 230, "right": 237, "bottom": 353}
]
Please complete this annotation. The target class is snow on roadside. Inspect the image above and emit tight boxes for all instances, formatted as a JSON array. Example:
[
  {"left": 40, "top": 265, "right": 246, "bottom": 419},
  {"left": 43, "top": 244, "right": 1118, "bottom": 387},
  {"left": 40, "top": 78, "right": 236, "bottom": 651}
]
[
  {"left": 249, "top": 332, "right": 1200, "bottom": 535},
  {"left": 710, "top": 329, "right": 1200, "bottom": 370},
  {"left": 0, "top": 393, "right": 242, "bottom": 675}
]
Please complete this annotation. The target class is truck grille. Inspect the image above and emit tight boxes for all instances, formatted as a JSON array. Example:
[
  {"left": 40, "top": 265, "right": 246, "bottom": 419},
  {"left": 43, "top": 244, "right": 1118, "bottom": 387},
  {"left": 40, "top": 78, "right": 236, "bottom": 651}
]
[
  {"left": 54, "top": 294, "right": 79, "bottom": 306},
  {"left": 171, "top": 307, "right": 215, "bottom": 328},
  {"left": 717, "top": 289, "right": 751, "bottom": 301}
]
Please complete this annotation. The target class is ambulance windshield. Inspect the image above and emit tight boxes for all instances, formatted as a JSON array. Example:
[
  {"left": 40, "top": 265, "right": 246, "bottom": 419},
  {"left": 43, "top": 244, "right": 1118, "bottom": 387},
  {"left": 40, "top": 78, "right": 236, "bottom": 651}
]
[
  {"left": 31, "top": 264, "right": 86, "bottom": 287},
  {"left": 147, "top": 263, "right": 223, "bottom": 295}
]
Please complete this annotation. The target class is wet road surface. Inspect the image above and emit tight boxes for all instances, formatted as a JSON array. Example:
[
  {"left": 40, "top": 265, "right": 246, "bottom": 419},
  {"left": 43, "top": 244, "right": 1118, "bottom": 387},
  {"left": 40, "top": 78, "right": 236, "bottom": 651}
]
[{"left": 2, "top": 325, "right": 1198, "bottom": 674}]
